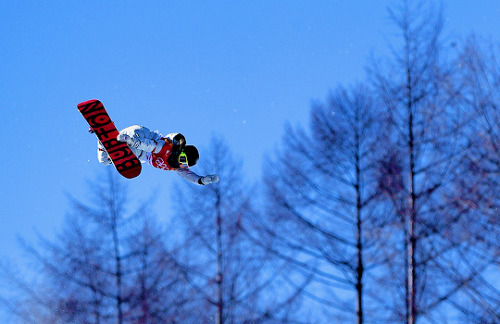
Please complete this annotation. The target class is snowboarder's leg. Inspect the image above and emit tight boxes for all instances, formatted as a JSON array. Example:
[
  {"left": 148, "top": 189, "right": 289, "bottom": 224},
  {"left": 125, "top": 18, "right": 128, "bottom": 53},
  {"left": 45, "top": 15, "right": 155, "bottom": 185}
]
[
  {"left": 97, "top": 140, "right": 112, "bottom": 165},
  {"left": 90, "top": 127, "right": 112, "bottom": 165}
]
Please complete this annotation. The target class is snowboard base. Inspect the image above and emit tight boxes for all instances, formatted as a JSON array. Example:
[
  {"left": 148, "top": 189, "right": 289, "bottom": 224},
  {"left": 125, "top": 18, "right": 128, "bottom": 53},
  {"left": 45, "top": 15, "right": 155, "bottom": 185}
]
[{"left": 78, "top": 100, "right": 141, "bottom": 179}]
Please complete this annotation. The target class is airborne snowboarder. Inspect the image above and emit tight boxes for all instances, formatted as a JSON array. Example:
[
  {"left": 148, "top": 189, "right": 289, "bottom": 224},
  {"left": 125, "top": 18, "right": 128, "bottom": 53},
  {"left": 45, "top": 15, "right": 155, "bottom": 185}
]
[{"left": 93, "top": 125, "right": 219, "bottom": 185}]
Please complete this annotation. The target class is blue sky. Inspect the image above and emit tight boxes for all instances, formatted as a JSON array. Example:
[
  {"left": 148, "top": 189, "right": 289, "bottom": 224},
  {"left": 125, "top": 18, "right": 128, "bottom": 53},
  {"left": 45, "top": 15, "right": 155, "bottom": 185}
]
[{"left": 0, "top": 0, "right": 499, "bottom": 317}]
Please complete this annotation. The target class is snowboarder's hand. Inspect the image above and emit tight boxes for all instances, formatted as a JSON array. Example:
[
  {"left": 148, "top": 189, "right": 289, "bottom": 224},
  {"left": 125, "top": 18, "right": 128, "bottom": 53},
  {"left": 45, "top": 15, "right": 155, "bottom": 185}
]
[
  {"left": 117, "top": 133, "right": 131, "bottom": 143},
  {"left": 117, "top": 133, "right": 140, "bottom": 148},
  {"left": 200, "top": 174, "right": 219, "bottom": 185}
]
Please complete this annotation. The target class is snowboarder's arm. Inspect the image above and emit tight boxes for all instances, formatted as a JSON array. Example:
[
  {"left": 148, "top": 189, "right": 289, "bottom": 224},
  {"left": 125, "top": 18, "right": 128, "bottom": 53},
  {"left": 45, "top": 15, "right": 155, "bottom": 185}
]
[{"left": 175, "top": 168, "right": 219, "bottom": 185}]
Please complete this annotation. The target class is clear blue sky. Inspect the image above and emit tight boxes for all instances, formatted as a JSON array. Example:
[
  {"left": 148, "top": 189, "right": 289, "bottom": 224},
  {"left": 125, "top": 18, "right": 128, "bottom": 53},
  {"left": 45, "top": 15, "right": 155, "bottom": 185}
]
[{"left": 0, "top": 0, "right": 499, "bottom": 317}]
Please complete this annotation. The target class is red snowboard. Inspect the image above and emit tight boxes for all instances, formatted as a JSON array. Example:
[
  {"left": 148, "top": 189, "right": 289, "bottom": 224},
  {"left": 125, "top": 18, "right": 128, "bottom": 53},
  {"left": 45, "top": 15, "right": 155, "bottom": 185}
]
[{"left": 78, "top": 99, "right": 141, "bottom": 179}]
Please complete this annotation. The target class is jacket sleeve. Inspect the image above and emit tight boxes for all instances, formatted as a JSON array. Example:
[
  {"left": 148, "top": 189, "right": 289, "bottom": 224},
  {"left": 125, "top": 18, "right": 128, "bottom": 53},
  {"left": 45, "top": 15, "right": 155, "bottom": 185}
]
[{"left": 175, "top": 168, "right": 204, "bottom": 185}]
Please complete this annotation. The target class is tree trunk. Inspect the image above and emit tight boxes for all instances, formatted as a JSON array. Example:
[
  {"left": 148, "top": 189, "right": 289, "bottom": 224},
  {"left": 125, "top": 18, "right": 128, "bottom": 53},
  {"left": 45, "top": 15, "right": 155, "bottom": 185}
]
[
  {"left": 406, "top": 47, "right": 417, "bottom": 324},
  {"left": 215, "top": 186, "right": 224, "bottom": 324},
  {"left": 355, "top": 128, "right": 364, "bottom": 324},
  {"left": 112, "top": 215, "right": 124, "bottom": 324}
]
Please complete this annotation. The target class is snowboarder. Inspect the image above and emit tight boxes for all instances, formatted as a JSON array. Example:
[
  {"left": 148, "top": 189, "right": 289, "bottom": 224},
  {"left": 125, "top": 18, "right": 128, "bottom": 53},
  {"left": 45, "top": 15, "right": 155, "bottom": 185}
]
[{"left": 93, "top": 125, "right": 219, "bottom": 185}]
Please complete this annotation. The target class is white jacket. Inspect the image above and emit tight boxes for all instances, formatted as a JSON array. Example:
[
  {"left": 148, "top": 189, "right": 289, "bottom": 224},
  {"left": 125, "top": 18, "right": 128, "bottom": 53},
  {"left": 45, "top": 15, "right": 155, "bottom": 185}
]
[{"left": 97, "top": 125, "right": 203, "bottom": 185}]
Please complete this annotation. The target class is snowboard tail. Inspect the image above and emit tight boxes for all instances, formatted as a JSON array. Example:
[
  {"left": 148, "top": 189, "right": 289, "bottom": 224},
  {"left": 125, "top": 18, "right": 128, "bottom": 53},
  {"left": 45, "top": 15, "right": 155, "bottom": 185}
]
[{"left": 78, "top": 99, "right": 141, "bottom": 179}]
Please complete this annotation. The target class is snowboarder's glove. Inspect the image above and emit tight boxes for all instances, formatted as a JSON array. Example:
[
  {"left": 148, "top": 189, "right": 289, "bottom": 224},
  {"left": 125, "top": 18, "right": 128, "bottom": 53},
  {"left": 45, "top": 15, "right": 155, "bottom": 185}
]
[
  {"left": 200, "top": 174, "right": 219, "bottom": 185},
  {"left": 117, "top": 133, "right": 131, "bottom": 142},
  {"left": 117, "top": 133, "right": 140, "bottom": 148}
]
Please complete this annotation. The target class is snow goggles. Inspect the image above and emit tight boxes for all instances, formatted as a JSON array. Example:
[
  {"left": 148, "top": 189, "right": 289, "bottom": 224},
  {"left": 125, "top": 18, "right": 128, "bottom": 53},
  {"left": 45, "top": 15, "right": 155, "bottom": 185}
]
[{"left": 178, "top": 151, "right": 188, "bottom": 168}]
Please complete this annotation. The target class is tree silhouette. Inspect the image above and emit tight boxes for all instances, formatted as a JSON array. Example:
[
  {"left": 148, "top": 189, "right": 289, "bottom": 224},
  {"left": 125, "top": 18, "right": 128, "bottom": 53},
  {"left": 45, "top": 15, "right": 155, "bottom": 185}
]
[
  {"left": 0, "top": 170, "right": 190, "bottom": 323},
  {"left": 444, "top": 36, "right": 500, "bottom": 323},
  {"left": 172, "top": 136, "right": 303, "bottom": 323},
  {"left": 261, "top": 84, "right": 386, "bottom": 323},
  {"left": 370, "top": 1, "right": 498, "bottom": 322}
]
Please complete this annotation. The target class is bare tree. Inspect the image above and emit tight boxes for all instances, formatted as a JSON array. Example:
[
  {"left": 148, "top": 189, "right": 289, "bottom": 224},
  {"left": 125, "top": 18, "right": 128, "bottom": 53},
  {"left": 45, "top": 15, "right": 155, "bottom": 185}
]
[
  {"left": 370, "top": 1, "right": 498, "bottom": 323},
  {"left": 371, "top": 0, "right": 453, "bottom": 321},
  {"left": 172, "top": 136, "right": 303, "bottom": 323},
  {"left": 443, "top": 36, "right": 500, "bottom": 323},
  {"left": 0, "top": 170, "right": 190, "bottom": 323},
  {"left": 260, "top": 84, "right": 386, "bottom": 323}
]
